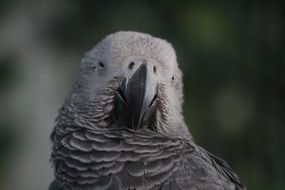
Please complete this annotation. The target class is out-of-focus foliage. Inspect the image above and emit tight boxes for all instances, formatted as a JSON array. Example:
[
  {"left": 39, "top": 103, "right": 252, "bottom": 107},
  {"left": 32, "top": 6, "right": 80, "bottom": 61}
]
[{"left": 0, "top": 0, "right": 284, "bottom": 190}]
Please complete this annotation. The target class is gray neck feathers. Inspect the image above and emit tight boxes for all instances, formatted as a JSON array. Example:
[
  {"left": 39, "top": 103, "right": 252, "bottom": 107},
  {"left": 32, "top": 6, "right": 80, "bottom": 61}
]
[
  {"left": 55, "top": 78, "right": 191, "bottom": 140},
  {"left": 55, "top": 79, "right": 119, "bottom": 132}
]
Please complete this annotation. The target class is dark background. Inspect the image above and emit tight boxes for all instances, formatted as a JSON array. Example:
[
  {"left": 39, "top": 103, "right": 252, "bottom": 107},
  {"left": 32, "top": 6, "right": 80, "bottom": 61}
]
[{"left": 0, "top": 0, "right": 284, "bottom": 189}]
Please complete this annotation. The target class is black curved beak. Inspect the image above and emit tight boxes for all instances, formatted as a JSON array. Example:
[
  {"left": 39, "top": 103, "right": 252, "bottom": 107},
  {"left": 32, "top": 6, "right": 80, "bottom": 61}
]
[{"left": 115, "top": 63, "right": 158, "bottom": 130}]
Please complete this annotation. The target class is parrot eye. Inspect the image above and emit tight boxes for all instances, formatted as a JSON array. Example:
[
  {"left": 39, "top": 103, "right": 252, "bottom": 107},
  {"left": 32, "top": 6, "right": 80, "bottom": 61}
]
[
  {"left": 98, "top": 61, "right": 105, "bottom": 68},
  {"left": 96, "top": 61, "right": 106, "bottom": 76},
  {"left": 171, "top": 75, "right": 176, "bottom": 81},
  {"left": 153, "top": 66, "right": 157, "bottom": 74}
]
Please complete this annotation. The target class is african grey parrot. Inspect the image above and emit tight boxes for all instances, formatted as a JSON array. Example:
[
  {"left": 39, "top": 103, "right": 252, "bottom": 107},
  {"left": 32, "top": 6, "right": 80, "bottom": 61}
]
[{"left": 50, "top": 31, "right": 246, "bottom": 190}]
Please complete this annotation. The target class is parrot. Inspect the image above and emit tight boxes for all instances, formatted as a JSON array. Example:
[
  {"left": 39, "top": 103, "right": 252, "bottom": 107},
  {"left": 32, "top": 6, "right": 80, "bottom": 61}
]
[{"left": 49, "top": 31, "right": 246, "bottom": 190}]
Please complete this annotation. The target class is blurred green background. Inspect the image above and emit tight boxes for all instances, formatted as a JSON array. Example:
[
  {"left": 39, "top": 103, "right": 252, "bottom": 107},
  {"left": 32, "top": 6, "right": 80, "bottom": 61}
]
[{"left": 0, "top": 0, "right": 284, "bottom": 189}]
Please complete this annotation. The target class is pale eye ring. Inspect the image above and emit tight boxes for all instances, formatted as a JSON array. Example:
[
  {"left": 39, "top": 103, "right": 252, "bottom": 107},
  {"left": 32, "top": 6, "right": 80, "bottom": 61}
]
[{"left": 172, "top": 75, "right": 176, "bottom": 81}]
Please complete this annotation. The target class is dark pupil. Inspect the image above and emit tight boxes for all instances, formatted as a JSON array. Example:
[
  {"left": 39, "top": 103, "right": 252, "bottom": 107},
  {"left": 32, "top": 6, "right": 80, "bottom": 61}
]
[{"left": 98, "top": 61, "right": 105, "bottom": 68}]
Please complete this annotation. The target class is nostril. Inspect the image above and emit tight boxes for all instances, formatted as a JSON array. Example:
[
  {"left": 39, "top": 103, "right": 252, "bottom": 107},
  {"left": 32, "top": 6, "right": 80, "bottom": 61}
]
[
  {"left": 153, "top": 66, "right": 157, "bottom": 74},
  {"left": 128, "top": 62, "right": 135, "bottom": 70}
]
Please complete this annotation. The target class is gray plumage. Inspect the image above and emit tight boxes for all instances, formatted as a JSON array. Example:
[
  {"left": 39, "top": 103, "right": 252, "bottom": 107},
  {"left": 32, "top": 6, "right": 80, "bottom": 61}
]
[{"left": 50, "top": 31, "right": 246, "bottom": 190}]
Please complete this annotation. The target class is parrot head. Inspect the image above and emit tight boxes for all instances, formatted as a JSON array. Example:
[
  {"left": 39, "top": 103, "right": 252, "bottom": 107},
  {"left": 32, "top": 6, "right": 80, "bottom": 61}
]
[{"left": 68, "top": 31, "right": 190, "bottom": 138}]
